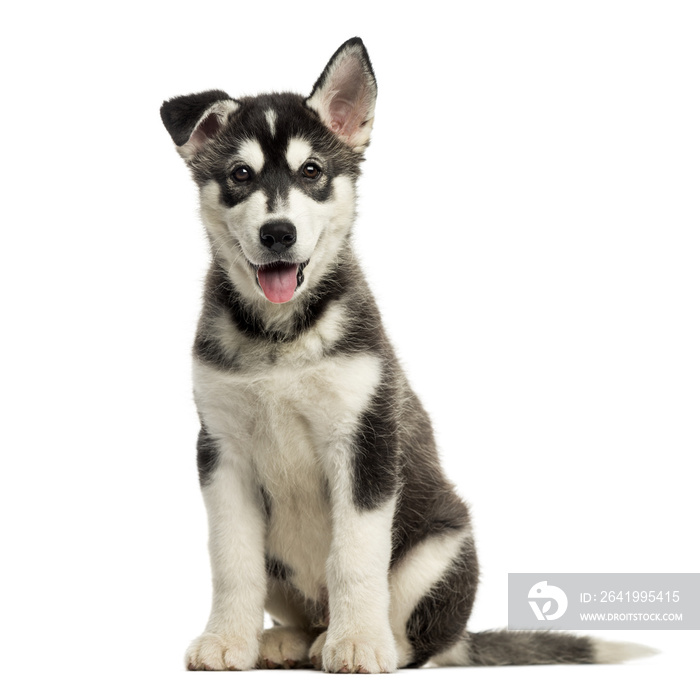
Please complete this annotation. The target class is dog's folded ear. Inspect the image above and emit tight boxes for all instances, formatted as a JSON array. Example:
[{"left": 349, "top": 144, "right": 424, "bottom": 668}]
[
  {"left": 307, "top": 37, "right": 377, "bottom": 152},
  {"left": 160, "top": 90, "right": 239, "bottom": 159}
]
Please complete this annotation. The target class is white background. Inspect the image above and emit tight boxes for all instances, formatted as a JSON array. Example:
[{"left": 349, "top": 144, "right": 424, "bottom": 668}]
[{"left": 1, "top": 1, "right": 698, "bottom": 686}]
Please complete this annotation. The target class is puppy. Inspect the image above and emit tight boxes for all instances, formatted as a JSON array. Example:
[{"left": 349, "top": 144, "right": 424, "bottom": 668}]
[{"left": 161, "top": 37, "right": 636, "bottom": 672}]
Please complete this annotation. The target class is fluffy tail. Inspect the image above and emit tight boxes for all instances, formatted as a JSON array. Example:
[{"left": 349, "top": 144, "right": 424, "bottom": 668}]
[{"left": 431, "top": 630, "right": 657, "bottom": 667}]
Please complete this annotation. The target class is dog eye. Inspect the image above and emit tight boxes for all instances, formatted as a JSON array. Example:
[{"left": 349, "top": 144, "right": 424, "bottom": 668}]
[
  {"left": 232, "top": 166, "right": 252, "bottom": 182},
  {"left": 301, "top": 162, "right": 321, "bottom": 180}
]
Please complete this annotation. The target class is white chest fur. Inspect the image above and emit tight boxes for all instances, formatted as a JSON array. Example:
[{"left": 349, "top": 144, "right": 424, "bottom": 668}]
[{"left": 192, "top": 350, "right": 383, "bottom": 600}]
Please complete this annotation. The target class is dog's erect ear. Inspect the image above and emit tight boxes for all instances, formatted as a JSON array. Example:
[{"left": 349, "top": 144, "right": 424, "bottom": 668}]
[
  {"left": 306, "top": 37, "right": 377, "bottom": 152},
  {"left": 160, "top": 90, "right": 239, "bottom": 159}
]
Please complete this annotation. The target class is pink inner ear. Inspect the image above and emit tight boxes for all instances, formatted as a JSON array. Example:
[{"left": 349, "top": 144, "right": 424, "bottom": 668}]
[
  {"left": 324, "top": 57, "right": 372, "bottom": 140},
  {"left": 189, "top": 112, "right": 222, "bottom": 149},
  {"left": 329, "top": 100, "right": 355, "bottom": 134}
]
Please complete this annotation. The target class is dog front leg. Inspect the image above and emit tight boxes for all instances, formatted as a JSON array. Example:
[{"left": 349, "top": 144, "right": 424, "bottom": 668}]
[
  {"left": 316, "top": 443, "right": 398, "bottom": 673},
  {"left": 186, "top": 437, "right": 266, "bottom": 671}
]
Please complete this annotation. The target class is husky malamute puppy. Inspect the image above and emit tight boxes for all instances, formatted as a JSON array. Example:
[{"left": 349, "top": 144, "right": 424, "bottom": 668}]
[{"left": 161, "top": 38, "right": 644, "bottom": 673}]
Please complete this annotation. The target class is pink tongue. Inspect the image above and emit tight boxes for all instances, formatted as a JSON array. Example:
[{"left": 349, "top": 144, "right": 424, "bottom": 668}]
[{"left": 257, "top": 263, "right": 299, "bottom": 303}]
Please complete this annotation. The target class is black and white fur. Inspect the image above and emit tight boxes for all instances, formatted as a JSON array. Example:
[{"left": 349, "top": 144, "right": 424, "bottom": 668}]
[{"left": 161, "top": 38, "right": 651, "bottom": 672}]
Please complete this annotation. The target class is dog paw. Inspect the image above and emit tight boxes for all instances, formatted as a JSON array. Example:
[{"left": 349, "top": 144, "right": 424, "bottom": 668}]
[
  {"left": 185, "top": 631, "right": 259, "bottom": 671},
  {"left": 309, "top": 630, "right": 327, "bottom": 670},
  {"left": 320, "top": 633, "right": 398, "bottom": 674},
  {"left": 258, "top": 626, "right": 314, "bottom": 669}
]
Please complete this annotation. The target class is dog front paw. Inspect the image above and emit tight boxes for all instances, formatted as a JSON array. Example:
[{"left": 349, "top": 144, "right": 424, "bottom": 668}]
[
  {"left": 309, "top": 630, "right": 327, "bottom": 669},
  {"left": 258, "top": 626, "right": 314, "bottom": 668},
  {"left": 321, "top": 633, "right": 398, "bottom": 674},
  {"left": 185, "top": 631, "right": 259, "bottom": 671}
]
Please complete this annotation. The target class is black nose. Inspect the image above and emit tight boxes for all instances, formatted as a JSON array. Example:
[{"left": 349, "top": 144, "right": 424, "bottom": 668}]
[{"left": 260, "top": 222, "right": 296, "bottom": 253}]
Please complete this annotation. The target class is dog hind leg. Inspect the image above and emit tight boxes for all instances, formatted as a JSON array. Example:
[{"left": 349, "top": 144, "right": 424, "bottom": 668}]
[{"left": 389, "top": 528, "right": 478, "bottom": 668}]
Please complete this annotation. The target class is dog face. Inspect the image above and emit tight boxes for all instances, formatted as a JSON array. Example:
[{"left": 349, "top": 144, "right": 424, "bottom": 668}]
[{"left": 161, "top": 39, "right": 377, "bottom": 306}]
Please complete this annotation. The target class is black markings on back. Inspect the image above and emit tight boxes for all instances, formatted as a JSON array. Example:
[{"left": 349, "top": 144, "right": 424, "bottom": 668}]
[
  {"left": 389, "top": 388, "right": 472, "bottom": 566},
  {"left": 327, "top": 271, "right": 389, "bottom": 356}
]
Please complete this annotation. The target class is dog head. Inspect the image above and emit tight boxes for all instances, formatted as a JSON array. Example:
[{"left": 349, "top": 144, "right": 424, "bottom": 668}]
[{"left": 161, "top": 38, "right": 377, "bottom": 306}]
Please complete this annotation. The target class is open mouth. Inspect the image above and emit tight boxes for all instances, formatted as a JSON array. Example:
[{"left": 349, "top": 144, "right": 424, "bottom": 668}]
[{"left": 254, "top": 260, "right": 309, "bottom": 304}]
